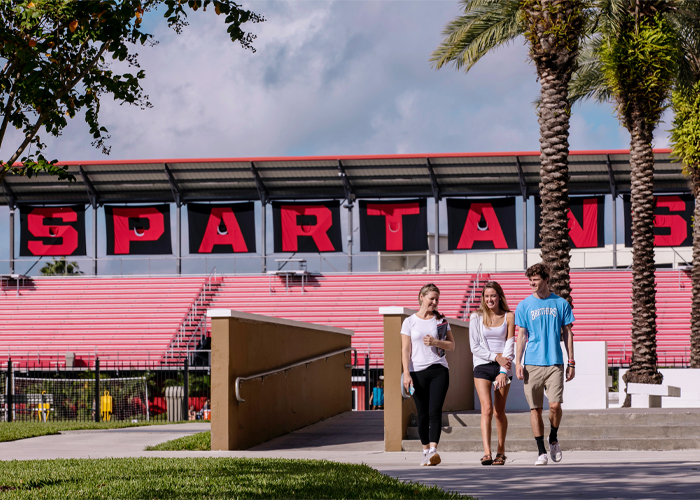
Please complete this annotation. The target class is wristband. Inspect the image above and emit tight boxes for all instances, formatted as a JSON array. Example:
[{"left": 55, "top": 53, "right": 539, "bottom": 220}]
[
  {"left": 499, "top": 368, "right": 508, "bottom": 375},
  {"left": 567, "top": 359, "right": 575, "bottom": 366}
]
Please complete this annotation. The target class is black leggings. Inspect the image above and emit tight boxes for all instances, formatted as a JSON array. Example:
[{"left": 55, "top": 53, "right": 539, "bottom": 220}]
[{"left": 411, "top": 363, "right": 450, "bottom": 445}]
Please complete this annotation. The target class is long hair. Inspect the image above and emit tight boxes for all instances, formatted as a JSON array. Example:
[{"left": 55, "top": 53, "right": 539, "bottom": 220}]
[
  {"left": 418, "top": 283, "right": 444, "bottom": 320},
  {"left": 477, "top": 281, "right": 510, "bottom": 326}
]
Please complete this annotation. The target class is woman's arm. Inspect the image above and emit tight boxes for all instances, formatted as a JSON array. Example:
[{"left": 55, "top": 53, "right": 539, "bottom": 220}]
[
  {"left": 497, "top": 312, "right": 516, "bottom": 366},
  {"left": 401, "top": 333, "right": 413, "bottom": 392},
  {"left": 469, "top": 313, "right": 497, "bottom": 361}
]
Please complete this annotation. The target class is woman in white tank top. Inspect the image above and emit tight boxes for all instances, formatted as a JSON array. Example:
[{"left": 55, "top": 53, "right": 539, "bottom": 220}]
[{"left": 469, "top": 281, "right": 515, "bottom": 466}]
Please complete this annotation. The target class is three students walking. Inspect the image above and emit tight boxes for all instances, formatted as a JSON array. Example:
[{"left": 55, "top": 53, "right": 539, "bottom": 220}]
[{"left": 401, "top": 263, "right": 575, "bottom": 467}]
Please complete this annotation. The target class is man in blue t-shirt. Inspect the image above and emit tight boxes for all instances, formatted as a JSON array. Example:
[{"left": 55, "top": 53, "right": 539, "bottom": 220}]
[{"left": 515, "top": 263, "right": 575, "bottom": 466}]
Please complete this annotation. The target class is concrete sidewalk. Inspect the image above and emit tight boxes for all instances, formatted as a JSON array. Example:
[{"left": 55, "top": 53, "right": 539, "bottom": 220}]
[{"left": 1, "top": 413, "right": 699, "bottom": 499}]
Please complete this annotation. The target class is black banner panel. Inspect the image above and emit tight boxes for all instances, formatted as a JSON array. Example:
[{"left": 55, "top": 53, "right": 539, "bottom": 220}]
[
  {"left": 105, "top": 205, "right": 172, "bottom": 255},
  {"left": 272, "top": 201, "right": 342, "bottom": 253},
  {"left": 623, "top": 194, "right": 694, "bottom": 247},
  {"left": 360, "top": 199, "right": 428, "bottom": 252},
  {"left": 447, "top": 198, "right": 517, "bottom": 250},
  {"left": 188, "top": 203, "right": 256, "bottom": 254},
  {"left": 19, "top": 205, "right": 86, "bottom": 256},
  {"left": 535, "top": 196, "right": 605, "bottom": 249}
]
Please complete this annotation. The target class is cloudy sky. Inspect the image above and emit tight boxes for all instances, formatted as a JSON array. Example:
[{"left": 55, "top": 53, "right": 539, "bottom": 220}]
[{"left": 0, "top": 0, "right": 674, "bottom": 164}]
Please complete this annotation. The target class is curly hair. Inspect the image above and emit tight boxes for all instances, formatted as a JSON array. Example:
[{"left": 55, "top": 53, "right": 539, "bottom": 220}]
[{"left": 526, "top": 262, "right": 550, "bottom": 281}]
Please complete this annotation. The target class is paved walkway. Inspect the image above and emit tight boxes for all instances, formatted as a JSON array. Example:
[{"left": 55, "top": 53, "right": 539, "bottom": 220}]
[{"left": 1, "top": 413, "right": 699, "bottom": 499}]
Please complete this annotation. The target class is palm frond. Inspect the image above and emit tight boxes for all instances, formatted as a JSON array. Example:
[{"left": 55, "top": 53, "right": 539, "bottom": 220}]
[
  {"left": 430, "top": 0, "right": 523, "bottom": 73},
  {"left": 569, "top": 36, "right": 613, "bottom": 104}
]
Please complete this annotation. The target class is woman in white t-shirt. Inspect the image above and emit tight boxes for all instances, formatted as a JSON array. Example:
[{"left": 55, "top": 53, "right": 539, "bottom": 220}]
[
  {"left": 401, "top": 283, "right": 455, "bottom": 467},
  {"left": 469, "top": 281, "right": 515, "bottom": 466}
]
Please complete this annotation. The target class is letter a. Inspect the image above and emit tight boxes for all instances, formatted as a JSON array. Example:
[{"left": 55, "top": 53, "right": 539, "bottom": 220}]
[
  {"left": 198, "top": 207, "right": 248, "bottom": 253},
  {"left": 456, "top": 203, "right": 508, "bottom": 249}
]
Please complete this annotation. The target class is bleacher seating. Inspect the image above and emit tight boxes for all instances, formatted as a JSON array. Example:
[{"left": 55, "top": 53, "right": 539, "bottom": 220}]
[
  {"left": 0, "top": 277, "right": 208, "bottom": 366},
  {"left": 487, "top": 270, "right": 692, "bottom": 365},
  {"left": 209, "top": 274, "right": 477, "bottom": 366},
  {"left": 0, "top": 270, "right": 692, "bottom": 367}
]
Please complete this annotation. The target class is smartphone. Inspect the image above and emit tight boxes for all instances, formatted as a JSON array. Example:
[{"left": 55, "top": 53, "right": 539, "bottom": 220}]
[{"left": 409, "top": 385, "right": 415, "bottom": 396}]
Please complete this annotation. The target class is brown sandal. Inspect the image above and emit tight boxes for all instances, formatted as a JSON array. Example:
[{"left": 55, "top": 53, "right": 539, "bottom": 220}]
[
  {"left": 480, "top": 454, "right": 493, "bottom": 466},
  {"left": 492, "top": 454, "right": 507, "bottom": 465}
]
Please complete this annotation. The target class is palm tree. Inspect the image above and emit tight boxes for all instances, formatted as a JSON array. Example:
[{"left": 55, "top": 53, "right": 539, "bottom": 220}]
[
  {"left": 570, "top": 0, "right": 691, "bottom": 388},
  {"left": 39, "top": 257, "right": 83, "bottom": 276},
  {"left": 668, "top": 6, "right": 700, "bottom": 368},
  {"left": 431, "top": 0, "right": 589, "bottom": 306}
]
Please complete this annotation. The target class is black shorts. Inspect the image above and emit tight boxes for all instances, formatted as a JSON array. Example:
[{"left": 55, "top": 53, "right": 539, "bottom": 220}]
[{"left": 474, "top": 361, "right": 512, "bottom": 383}]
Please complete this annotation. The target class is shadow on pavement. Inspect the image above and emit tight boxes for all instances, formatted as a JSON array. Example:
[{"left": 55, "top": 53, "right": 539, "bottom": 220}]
[
  {"left": 380, "top": 461, "right": 700, "bottom": 500},
  {"left": 251, "top": 411, "right": 384, "bottom": 451}
]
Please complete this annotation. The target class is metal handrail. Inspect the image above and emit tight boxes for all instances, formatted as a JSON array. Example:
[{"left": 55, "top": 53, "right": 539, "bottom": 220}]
[
  {"left": 235, "top": 347, "right": 357, "bottom": 403},
  {"left": 462, "top": 263, "right": 483, "bottom": 321}
]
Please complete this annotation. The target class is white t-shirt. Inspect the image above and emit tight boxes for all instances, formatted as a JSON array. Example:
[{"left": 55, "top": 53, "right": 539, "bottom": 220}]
[{"left": 400, "top": 314, "right": 450, "bottom": 372}]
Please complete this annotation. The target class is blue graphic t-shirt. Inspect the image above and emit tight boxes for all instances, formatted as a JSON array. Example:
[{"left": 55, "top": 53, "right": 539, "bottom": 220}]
[
  {"left": 515, "top": 293, "right": 574, "bottom": 366},
  {"left": 372, "top": 387, "right": 384, "bottom": 406}
]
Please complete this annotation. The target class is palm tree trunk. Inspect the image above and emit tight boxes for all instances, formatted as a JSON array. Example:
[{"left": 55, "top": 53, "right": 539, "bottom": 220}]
[
  {"left": 624, "top": 120, "right": 663, "bottom": 386},
  {"left": 524, "top": 0, "right": 584, "bottom": 307},
  {"left": 691, "top": 169, "right": 700, "bottom": 368},
  {"left": 537, "top": 68, "right": 572, "bottom": 305}
]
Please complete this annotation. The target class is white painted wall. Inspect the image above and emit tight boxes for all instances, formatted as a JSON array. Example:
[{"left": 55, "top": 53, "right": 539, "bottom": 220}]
[
  {"left": 618, "top": 368, "right": 700, "bottom": 408},
  {"left": 473, "top": 341, "right": 608, "bottom": 411}
]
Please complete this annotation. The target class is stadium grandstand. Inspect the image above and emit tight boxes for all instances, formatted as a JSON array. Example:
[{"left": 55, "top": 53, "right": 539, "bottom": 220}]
[{"left": 0, "top": 149, "right": 694, "bottom": 409}]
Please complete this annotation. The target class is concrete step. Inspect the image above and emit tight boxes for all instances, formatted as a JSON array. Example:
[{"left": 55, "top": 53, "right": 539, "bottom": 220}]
[
  {"left": 406, "top": 424, "right": 700, "bottom": 440},
  {"left": 425, "top": 410, "right": 700, "bottom": 427},
  {"left": 402, "top": 437, "right": 700, "bottom": 452}
]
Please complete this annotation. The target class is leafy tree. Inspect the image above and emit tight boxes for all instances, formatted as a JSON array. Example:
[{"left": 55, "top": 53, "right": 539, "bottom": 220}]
[
  {"left": 0, "top": 0, "right": 263, "bottom": 184},
  {"left": 569, "top": 0, "right": 698, "bottom": 388},
  {"left": 668, "top": 6, "right": 700, "bottom": 368},
  {"left": 431, "top": 0, "right": 590, "bottom": 306},
  {"left": 39, "top": 256, "right": 83, "bottom": 275}
]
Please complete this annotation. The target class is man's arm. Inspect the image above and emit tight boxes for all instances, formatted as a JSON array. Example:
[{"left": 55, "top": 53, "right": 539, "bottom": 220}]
[
  {"left": 515, "top": 326, "right": 528, "bottom": 380},
  {"left": 562, "top": 323, "right": 575, "bottom": 381}
]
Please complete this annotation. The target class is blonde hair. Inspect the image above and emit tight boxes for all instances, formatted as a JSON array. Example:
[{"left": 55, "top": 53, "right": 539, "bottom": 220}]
[
  {"left": 418, "top": 283, "right": 444, "bottom": 320},
  {"left": 477, "top": 281, "right": 510, "bottom": 326}
]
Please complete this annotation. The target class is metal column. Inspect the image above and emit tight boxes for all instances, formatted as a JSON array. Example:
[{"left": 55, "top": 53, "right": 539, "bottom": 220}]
[
  {"left": 261, "top": 202, "right": 267, "bottom": 273},
  {"left": 523, "top": 197, "right": 528, "bottom": 270},
  {"left": 9, "top": 208, "right": 14, "bottom": 274},
  {"left": 612, "top": 195, "right": 617, "bottom": 269},
  {"left": 94, "top": 358, "right": 101, "bottom": 422},
  {"left": 92, "top": 204, "right": 98, "bottom": 275},
  {"left": 434, "top": 198, "right": 439, "bottom": 272},
  {"left": 607, "top": 155, "right": 618, "bottom": 269},
  {"left": 347, "top": 203, "right": 353, "bottom": 272},
  {"left": 176, "top": 203, "right": 182, "bottom": 275}
]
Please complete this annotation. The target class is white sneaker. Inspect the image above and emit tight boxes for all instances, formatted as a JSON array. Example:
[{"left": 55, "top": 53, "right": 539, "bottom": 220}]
[
  {"left": 535, "top": 453, "right": 548, "bottom": 466},
  {"left": 420, "top": 452, "right": 430, "bottom": 466},
  {"left": 548, "top": 438, "right": 562, "bottom": 462},
  {"left": 427, "top": 450, "right": 441, "bottom": 466}
]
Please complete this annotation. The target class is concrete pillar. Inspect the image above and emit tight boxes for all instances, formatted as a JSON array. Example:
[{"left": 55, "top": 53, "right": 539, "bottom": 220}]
[
  {"left": 523, "top": 196, "right": 528, "bottom": 270},
  {"left": 347, "top": 203, "right": 353, "bottom": 272},
  {"left": 434, "top": 198, "right": 439, "bottom": 272},
  {"left": 176, "top": 203, "right": 182, "bottom": 275},
  {"left": 92, "top": 204, "right": 98, "bottom": 276}
]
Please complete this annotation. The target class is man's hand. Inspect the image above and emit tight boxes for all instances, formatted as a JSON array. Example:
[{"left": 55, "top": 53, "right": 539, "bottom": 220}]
[
  {"left": 495, "top": 354, "right": 511, "bottom": 370},
  {"left": 566, "top": 366, "right": 575, "bottom": 382},
  {"left": 516, "top": 364, "right": 524, "bottom": 380}
]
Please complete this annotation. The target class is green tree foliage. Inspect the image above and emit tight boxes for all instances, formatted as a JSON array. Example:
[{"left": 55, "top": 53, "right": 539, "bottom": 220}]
[
  {"left": 670, "top": 82, "right": 700, "bottom": 368},
  {"left": 39, "top": 256, "right": 83, "bottom": 275},
  {"left": 0, "top": 0, "right": 263, "bottom": 184}
]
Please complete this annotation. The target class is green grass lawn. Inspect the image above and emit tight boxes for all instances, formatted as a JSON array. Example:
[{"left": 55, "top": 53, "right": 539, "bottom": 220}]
[
  {"left": 146, "top": 430, "right": 211, "bottom": 451},
  {"left": 0, "top": 457, "right": 468, "bottom": 499},
  {"left": 0, "top": 420, "right": 196, "bottom": 443}
]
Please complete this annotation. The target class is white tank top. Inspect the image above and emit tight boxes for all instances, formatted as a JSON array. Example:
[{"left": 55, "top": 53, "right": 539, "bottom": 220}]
[{"left": 481, "top": 315, "right": 507, "bottom": 356}]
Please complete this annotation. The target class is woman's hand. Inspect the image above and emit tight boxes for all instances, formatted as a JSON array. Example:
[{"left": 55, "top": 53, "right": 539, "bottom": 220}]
[
  {"left": 495, "top": 354, "right": 511, "bottom": 370},
  {"left": 423, "top": 335, "right": 436, "bottom": 347},
  {"left": 403, "top": 372, "right": 413, "bottom": 394},
  {"left": 494, "top": 373, "right": 508, "bottom": 390}
]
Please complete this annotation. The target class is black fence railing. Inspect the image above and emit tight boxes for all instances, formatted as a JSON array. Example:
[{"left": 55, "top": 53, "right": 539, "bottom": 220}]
[
  {"left": 1, "top": 356, "right": 211, "bottom": 423},
  {"left": 608, "top": 355, "right": 691, "bottom": 369}
]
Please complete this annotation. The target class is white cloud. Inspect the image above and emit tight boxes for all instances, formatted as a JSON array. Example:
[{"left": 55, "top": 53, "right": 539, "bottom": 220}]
[{"left": 0, "top": 0, "right": 659, "bottom": 165}]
